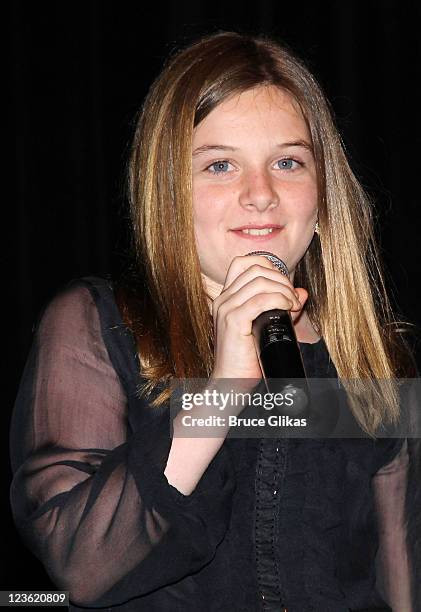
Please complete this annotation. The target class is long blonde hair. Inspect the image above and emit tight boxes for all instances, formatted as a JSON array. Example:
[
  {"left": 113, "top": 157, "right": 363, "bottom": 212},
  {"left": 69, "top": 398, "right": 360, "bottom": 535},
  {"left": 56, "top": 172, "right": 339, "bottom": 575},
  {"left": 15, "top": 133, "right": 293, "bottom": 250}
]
[{"left": 117, "top": 31, "right": 413, "bottom": 436}]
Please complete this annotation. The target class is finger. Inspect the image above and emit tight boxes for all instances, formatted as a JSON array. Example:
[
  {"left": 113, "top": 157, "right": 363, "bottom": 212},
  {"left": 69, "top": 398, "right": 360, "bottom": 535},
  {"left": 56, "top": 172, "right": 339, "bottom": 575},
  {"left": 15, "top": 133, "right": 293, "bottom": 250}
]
[
  {"left": 224, "top": 255, "right": 293, "bottom": 291},
  {"left": 221, "top": 291, "right": 303, "bottom": 336},
  {"left": 214, "top": 276, "right": 301, "bottom": 328},
  {"left": 290, "top": 288, "right": 309, "bottom": 322},
  {"left": 223, "top": 255, "right": 297, "bottom": 297},
  {"left": 223, "top": 273, "right": 301, "bottom": 308},
  {"left": 218, "top": 265, "right": 299, "bottom": 305}
]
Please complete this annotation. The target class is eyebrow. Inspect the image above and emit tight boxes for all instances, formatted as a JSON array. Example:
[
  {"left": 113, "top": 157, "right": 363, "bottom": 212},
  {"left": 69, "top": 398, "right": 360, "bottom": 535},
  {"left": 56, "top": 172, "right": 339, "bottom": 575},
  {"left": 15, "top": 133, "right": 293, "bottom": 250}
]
[{"left": 192, "top": 140, "right": 313, "bottom": 157}]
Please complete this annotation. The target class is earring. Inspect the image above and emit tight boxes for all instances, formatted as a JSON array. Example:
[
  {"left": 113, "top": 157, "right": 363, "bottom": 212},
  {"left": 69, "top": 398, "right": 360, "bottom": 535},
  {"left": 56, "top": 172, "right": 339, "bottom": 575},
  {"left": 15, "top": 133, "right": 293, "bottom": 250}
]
[{"left": 314, "top": 220, "right": 320, "bottom": 235}]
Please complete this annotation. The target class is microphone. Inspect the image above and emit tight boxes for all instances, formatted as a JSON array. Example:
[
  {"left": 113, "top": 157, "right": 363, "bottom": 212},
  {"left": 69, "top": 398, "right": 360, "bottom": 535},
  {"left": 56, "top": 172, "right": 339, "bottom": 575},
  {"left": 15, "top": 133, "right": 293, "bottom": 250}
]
[{"left": 245, "top": 251, "right": 308, "bottom": 411}]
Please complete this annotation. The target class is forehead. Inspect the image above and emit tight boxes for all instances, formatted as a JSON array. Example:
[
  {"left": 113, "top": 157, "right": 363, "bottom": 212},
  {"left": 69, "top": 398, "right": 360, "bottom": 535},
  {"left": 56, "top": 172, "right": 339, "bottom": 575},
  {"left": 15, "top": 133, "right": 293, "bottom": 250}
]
[{"left": 193, "top": 85, "right": 309, "bottom": 141}]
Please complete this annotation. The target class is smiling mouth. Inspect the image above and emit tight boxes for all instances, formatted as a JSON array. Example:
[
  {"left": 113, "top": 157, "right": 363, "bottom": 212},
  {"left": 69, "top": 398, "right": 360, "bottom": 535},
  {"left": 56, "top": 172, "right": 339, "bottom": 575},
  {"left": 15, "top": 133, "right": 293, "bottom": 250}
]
[
  {"left": 237, "top": 227, "right": 275, "bottom": 235},
  {"left": 230, "top": 226, "right": 283, "bottom": 239}
]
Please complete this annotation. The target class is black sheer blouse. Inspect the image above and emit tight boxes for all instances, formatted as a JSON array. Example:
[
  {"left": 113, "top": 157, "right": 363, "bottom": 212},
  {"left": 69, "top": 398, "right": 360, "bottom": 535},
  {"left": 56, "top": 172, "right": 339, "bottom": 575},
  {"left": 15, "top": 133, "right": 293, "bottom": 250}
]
[{"left": 9, "top": 277, "right": 420, "bottom": 611}]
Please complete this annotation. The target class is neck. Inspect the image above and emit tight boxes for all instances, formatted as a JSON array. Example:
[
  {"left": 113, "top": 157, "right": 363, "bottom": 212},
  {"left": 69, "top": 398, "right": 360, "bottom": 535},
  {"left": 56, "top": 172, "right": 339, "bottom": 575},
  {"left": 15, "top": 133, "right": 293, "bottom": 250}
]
[{"left": 293, "top": 309, "right": 321, "bottom": 344}]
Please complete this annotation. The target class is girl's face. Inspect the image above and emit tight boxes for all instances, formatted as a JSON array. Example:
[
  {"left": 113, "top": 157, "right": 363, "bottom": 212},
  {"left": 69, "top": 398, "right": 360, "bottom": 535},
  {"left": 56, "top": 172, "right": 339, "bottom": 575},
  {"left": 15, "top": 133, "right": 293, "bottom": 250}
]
[{"left": 192, "top": 85, "right": 318, "bottom": 287}]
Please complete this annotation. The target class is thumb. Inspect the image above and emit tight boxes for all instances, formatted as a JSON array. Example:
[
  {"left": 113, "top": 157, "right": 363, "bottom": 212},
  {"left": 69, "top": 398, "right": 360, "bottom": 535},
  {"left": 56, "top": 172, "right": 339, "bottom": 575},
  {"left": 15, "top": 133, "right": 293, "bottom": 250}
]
[{"left": 290, "top": 287, "right": 308, "bottom": 323}]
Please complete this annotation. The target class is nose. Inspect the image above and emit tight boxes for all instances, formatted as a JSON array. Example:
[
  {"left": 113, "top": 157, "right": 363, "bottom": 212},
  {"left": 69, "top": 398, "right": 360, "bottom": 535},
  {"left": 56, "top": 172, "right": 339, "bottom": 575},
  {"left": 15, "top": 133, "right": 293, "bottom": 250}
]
[{"left": 238, "top": 168, "right": 279, "bottom": 212}]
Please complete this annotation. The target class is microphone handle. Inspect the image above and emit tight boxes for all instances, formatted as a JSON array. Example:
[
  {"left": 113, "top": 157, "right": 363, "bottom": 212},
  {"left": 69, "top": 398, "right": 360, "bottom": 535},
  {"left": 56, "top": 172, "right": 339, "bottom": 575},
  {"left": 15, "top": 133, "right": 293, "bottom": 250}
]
[{"left": 252, "top": 309, "right": 307, "bottom": 389}]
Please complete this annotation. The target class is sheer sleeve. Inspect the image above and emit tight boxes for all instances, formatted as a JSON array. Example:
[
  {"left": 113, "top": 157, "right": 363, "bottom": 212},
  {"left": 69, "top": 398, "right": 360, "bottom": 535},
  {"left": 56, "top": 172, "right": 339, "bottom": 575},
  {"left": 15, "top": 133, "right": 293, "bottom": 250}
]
[
  {"left": 373, "top": 436, "right": 420, "bottom": 612},
  {"left": 9, "top": 282, "right": 235, "bottom": 607}
]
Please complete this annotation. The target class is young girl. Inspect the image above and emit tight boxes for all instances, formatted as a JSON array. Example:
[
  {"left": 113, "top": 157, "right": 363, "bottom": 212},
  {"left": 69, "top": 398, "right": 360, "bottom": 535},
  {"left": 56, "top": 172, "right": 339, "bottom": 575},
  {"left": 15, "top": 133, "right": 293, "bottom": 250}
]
[{"left": 10, "top": 31, "right": 419, "bottom": 611}]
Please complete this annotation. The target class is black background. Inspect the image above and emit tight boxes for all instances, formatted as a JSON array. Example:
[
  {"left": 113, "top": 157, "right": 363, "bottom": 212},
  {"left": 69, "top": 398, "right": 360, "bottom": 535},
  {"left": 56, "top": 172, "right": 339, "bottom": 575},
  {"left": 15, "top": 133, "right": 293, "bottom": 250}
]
[{"left": 4, "top": 0, "right": 421, "bottom": 594}]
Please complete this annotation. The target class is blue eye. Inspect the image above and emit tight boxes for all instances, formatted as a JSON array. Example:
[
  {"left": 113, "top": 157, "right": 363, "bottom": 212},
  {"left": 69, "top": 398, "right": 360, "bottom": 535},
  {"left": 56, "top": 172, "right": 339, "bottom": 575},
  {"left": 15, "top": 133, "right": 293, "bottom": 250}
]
[
  {"left": 208, "top": 161, "right": 231, "bottom": 174},
  {"left": 277, "top": 159, "right": 299, "bottom": 170}
]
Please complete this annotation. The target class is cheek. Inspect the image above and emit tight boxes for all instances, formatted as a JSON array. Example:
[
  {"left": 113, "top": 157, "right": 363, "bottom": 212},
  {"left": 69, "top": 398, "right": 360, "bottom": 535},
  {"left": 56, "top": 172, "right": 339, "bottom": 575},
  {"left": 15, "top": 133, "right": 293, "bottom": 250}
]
[
  {"left": 285, "top": 181, "right": 318, "bottom": 219},
  {"left": 193, "top": 185, "right": 210, "bottom": 232},
  {"left": 193, "top": 184, "right": 230, "bottom": 233}
]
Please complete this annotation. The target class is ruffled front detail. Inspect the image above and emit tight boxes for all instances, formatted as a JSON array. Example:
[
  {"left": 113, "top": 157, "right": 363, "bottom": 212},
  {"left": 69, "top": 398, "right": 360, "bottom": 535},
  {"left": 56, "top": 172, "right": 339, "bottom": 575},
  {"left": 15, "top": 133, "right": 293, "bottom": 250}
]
[
  {"left": 255, "top": 438, "right": 288, "bottom": 610},
  {"left": 254, "top": 437, "right": 345, "bottom": 611}
]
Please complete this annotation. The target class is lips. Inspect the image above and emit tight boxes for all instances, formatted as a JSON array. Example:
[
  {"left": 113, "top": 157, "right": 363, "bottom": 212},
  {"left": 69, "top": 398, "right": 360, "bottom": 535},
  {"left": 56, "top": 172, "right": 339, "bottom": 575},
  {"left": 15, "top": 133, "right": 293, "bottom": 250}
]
[{"left": 230, "top": 225, "right": 283, "bottom": 241}]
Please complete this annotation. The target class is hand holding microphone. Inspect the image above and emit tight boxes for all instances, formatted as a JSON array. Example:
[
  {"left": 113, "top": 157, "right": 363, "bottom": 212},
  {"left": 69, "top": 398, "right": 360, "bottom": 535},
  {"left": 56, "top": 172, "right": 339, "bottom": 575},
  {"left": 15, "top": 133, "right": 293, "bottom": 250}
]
[
  {"left": 211, "top": 253, "right": 308, "bottom": 388},
  {"left": 246, "top": 251, "right": 307, "bottom": 383}
]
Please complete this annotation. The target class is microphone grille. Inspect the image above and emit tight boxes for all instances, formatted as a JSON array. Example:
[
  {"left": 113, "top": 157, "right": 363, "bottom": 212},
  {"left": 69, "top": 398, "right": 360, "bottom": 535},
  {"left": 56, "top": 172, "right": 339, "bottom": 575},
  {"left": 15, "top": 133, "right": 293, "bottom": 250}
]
[{"left": 245, "top": 251, "right": 289, "bottom": 278}]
